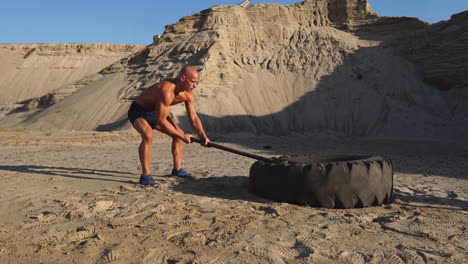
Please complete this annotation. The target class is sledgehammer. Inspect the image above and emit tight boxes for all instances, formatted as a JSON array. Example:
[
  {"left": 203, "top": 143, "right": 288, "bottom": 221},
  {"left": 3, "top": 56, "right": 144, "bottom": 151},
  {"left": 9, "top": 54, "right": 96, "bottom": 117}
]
[{"left": 191, "top": 137, "right": 281, "bottom": 164}]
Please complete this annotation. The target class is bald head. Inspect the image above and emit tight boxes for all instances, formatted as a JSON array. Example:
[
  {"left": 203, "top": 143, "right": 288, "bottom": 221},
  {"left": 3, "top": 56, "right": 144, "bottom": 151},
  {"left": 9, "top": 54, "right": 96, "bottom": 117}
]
[
  {"left": 177, "top": 65, "right": 200, "bottom": 93},
  {"left": 179, "top": 66, "right": 199, "bottom": 79}
]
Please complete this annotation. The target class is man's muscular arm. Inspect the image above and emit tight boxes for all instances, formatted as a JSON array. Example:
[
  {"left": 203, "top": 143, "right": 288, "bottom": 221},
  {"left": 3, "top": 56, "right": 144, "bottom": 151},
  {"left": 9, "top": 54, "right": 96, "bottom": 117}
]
[
  {"left": 155, "top": 85, "right": 192, "bottom": 143},
  {"left": 185, "top": 94, "right": 210, "bottom": 146}
]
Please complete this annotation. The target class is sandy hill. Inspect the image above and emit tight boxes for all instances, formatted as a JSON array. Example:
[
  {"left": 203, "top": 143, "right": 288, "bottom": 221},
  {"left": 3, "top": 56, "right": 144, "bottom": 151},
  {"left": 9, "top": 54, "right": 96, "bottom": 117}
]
[
  {"left": 0, "top": 43, "right": 145, "bottom": 124},
  {"left": 1, "top": 0, "right": 467, "bottom": 141}
]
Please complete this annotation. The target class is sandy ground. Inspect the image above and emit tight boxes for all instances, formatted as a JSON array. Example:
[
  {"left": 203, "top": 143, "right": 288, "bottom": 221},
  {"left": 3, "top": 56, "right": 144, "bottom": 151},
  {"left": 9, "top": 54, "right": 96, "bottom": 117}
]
[{"left": 0, "top": 130, "right": 466, "bottom": 264}]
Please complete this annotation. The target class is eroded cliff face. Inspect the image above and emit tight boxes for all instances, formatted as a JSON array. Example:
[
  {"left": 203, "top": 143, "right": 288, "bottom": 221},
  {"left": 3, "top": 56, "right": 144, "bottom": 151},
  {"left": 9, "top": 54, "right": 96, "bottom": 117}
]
[
  {"left": 326, "top": 0, "right": 378, "bottom": 27},
  {"left": 397, "top": 11, "right": 468, "bottom": 91},
  {"left": 111, "top": 0, "right": 377, "bottom": 101},
  {"left": 5, "top": 1, "right": 468, "bottom": 141}
]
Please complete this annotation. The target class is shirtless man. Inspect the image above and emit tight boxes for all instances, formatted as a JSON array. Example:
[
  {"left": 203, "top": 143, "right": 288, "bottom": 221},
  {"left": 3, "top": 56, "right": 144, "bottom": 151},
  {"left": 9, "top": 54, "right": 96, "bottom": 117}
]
[{"left": 128, "top": 66, "right": 210, "bottom": 185}]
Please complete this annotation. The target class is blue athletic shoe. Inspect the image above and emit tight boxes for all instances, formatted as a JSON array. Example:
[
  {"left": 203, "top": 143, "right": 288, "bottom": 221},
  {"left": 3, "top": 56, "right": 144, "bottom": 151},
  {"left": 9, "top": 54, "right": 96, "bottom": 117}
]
[
  {"left": 171, "top": 168, "right": 191, "bottom": 178},
  {"left": 139, "top": 174, "right": 156, "bottom": 185}
]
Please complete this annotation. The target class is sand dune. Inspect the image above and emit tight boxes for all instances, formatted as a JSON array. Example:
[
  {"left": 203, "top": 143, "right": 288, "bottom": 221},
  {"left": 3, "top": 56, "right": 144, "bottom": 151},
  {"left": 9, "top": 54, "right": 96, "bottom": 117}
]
[
  {"left": 1, "top": 1, "right": 465, "bottom": 142},
  {"left": 0, "top": 43, "right": 145, "bottom": 104},
  {"left": 0, "top": 43, "right": 144, "bottom": 127}
]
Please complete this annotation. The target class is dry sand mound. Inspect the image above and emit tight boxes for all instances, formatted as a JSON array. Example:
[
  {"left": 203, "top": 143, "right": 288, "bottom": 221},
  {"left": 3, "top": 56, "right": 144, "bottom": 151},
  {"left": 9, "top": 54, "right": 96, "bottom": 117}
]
[
  {"left": 0, "top": 43, "right": 144, "bottom": 104},
  {"left": 0, "top": 43, "right": 144, "bottom": 126},
  {"left": 1, "top": 1, "right": 467, "bottom": 142}
]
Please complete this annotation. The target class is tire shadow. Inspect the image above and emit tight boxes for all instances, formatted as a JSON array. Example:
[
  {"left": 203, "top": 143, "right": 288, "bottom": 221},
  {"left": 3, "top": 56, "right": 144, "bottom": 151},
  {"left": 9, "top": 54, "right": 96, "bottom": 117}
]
[
  {"left": 172, "top": 175, "right": 271, "bottom": 204},
  {"left": 172, "top": 175, "right": 468, "bottom": 211}
]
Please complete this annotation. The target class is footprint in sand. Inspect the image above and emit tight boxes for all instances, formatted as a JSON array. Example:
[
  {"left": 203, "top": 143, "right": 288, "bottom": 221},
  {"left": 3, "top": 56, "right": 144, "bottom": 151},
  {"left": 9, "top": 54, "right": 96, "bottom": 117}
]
[
  {"left": 74, "top": 226, "right": 95, "bottom": 241},
  {"left": 99, "top": 248, "right": 119, "bottom": 264},
  {"left": 89, "top": 201, "right": 114, "bottom": 213},
  {"left": 338, "top": 251, "right": 366, "bottom": 264},
  {"left": 384, "top": 252, "right": 406, "bottom": 264},
  {"left": 142, "top": 248, "right": 167, "bottom": 264},
  {"left": 399, "top": 249, "right": 426, "bottom": 264},
  {"left": 243, "top": 233, "right": 301, "bottom": 263},
  {"left": 181, "top": 232, "right": 208, "bottom": 247}
]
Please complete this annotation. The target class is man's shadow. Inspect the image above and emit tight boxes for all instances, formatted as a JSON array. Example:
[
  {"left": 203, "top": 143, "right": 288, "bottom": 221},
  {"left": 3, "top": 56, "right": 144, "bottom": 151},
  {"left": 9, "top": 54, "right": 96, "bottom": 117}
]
[
  {"left": 392, "top": 188, "right": 468, "bottom": 212},
  {"left": 0, "top": 165, "right": 135, "bottom": 184}
]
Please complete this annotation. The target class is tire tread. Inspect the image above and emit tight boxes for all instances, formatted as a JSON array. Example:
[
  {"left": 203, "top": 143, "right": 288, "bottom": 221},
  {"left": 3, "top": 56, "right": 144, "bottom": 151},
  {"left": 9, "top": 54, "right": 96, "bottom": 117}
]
[{"left": 249, "top": 155, "right": 393, "bottom": 208}]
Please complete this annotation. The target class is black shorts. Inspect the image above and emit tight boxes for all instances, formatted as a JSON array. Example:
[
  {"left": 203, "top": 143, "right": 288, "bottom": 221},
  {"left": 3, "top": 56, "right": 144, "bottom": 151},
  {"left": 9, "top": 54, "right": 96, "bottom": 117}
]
[{"left": 128, "top": 102, "right": 157, "bottom": 129}]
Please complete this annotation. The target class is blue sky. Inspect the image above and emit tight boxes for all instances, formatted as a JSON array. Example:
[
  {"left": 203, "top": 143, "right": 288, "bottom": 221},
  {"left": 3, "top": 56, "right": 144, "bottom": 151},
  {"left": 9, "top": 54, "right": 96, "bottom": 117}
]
[{"left": 1, "top": 0, "right": 466, "bottom": 45}]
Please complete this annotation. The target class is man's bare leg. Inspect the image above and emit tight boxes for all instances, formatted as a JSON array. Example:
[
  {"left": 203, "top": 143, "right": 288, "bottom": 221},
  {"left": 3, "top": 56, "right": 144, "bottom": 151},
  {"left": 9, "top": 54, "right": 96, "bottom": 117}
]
[
  {"left": 167, "top": 117, "right": 185, "bottom": 171},
  {"left": 132, "top": 118, "right": 154, "bottom": 176},
  {"left": 172, "top": 138, "right": 183, "bottom": 171}
]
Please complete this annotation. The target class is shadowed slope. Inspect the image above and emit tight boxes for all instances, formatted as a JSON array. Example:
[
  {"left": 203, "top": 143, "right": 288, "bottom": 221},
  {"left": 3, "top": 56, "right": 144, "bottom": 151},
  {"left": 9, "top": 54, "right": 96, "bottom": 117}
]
[{"left": 7, "top": 1, "right": 467, "bottom": 142}]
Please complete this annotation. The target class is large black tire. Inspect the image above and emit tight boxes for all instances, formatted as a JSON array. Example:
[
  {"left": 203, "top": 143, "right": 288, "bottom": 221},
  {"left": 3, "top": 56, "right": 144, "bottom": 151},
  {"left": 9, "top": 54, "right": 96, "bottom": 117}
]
[{"left": 249, "top": 155, "right": 393, "bottom": 208}]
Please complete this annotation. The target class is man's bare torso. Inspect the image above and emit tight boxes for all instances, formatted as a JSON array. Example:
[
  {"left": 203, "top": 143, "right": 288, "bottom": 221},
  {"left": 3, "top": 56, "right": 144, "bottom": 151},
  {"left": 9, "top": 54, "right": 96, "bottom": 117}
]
[{"left": 134, "top": 80, "right": 191, "bottom": 113}]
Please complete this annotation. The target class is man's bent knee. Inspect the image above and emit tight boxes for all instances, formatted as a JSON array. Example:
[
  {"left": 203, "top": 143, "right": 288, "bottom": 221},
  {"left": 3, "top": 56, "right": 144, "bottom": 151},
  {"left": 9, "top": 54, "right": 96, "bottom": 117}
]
[
  {"left": 133, "top": 118, "right": 154, "bottom": 141},
  {"left": 142, "top": 131, "right": 154, "bottom": 143}
]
